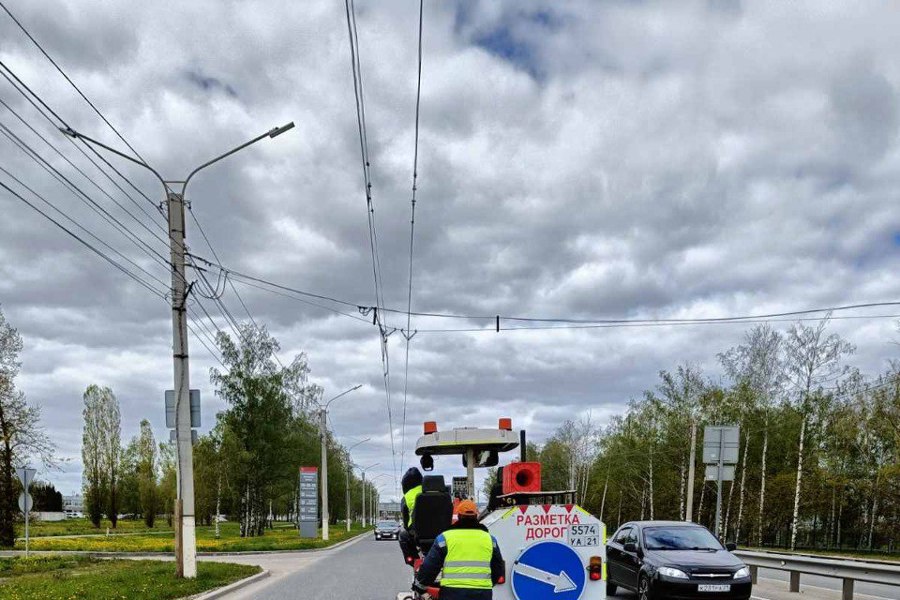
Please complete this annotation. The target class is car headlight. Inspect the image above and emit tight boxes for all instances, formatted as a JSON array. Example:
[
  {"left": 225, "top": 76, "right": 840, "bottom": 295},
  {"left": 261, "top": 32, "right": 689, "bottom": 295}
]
[
  {"left": 733, "top": 566, "right": 750, "bottom": 579},
  {"left": 658, "top": 567, "right": 689, "bottom": 579}
]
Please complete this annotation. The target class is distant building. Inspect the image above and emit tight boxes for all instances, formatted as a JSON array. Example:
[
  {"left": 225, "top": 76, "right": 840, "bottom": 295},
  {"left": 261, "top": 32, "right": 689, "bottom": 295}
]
[
  {"left": 63, "top": 493, "right": 83, "bottom": 518},
  {"left": 379, "top": 501, "right": 401, "bottom": 519}
]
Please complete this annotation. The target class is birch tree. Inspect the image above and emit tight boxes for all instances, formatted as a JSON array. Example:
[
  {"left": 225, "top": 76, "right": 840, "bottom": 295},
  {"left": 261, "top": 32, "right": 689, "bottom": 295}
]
[
  {"left": 0, "top": 308, "right": 55, "bottom": 546},
  {"left": 783, "top": 318, "right": 854, "bottom": 550},
  {"left": 657, "top": 364, "right": 705, "bottom": 522},
  {"left": 719, "top": 324, "right": 782, "bottom": 544}
]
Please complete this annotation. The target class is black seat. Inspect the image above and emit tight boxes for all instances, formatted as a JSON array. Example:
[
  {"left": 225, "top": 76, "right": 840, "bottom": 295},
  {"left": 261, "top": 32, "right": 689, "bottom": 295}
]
[{"left": 412, "top": 475, "right": 453, "bottom": 554}]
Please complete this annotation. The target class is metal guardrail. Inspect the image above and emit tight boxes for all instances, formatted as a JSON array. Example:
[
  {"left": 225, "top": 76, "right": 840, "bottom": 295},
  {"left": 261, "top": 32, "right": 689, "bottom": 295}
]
[{"left": 734, "top": 550, "right": 900, "bottom": 600}]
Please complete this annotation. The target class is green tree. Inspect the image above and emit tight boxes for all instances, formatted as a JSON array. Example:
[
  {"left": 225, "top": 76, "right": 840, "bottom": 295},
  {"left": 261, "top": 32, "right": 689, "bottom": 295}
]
[
  {"left": 131, "top": 419, "right": 159, "bottom": 528},
  {"left": 0, "top": 308, "right": 54, "bottom": 546},
  {"left": 211, "top": 324, "right": 306, "bottom": 537},
  {"left": 81, "top": 386, "right": 106, "bottom": 527}
]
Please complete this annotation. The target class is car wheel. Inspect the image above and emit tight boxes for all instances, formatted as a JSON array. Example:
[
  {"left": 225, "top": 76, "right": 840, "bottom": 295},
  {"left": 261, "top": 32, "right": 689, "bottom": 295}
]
[
  {"left": 638, "top": 574, "right": 653, "bottom": 600},
  {"left": 606, "top": 582, "right": 617, "bottom": 596}
]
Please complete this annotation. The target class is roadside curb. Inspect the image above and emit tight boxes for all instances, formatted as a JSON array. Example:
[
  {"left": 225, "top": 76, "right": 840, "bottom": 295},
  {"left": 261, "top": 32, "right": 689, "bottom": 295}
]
[{"left": 190, "top": 569, "right": 270, "bottom": 600}]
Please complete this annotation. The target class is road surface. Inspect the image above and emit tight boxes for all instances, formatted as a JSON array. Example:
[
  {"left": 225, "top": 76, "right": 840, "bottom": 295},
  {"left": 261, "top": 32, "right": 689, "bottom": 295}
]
[{"left": 207, "top": 535, "right": 899, "bottom": 600}]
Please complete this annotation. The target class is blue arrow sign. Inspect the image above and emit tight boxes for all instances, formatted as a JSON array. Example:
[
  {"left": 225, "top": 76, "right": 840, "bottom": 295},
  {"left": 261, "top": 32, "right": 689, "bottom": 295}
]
[{"left": 512, "top": 541, "right": 586, "bottom": 600}]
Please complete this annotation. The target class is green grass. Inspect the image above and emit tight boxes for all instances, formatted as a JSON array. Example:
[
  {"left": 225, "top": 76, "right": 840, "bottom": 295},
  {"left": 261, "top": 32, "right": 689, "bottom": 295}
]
[
  {"left": 16, "top": 522, "right": 370, "bottom": 553},
  {"left": 23, "top": 518, "right": 172, "bottom": 537},
  {"left": 0, "top": 555, "right": 259, "bottom": 600}
]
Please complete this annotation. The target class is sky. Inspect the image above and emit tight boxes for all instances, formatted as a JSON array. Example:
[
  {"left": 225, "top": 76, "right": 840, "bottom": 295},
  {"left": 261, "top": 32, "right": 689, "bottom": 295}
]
[{"left": 1, "top": 0, "right": 899, "bottom": 499}]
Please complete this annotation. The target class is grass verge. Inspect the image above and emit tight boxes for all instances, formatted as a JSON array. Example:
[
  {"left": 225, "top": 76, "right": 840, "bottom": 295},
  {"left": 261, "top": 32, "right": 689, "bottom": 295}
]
[
  {"left": 16, "top": 522, "right": 370, "bottom": 553},
  {"left": 0, "top": 555, "right": 260, "bottom": 600},
  {"left": 20, "top": 518, "right": 172, "bottom": 538}
]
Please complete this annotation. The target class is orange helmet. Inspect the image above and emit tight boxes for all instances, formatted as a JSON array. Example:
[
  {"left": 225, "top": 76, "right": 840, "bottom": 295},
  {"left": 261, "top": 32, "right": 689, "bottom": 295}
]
[{"left": 457, "top": 499, "right": 478, "bottom": 518}]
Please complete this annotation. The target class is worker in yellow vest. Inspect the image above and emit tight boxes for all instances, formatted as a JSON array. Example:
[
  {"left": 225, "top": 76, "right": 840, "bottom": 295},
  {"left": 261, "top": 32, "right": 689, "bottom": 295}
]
[
  {"left": 399, "top": 467, "right": 424, "bottom": 565},
  {"left": 413, "top": 499, "right": 505, "bottom": 600}
]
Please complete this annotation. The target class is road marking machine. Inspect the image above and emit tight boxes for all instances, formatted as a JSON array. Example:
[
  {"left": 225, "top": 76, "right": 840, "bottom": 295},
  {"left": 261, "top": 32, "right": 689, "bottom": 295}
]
[{"left": 397, "top": 419, "right": 607, "bottom": 600}]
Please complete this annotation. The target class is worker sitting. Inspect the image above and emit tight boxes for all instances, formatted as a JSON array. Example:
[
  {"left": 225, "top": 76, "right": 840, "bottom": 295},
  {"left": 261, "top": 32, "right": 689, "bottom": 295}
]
[
  {"left": 399, "top": 466, "right": 424, "bottom": 565},
  {"left": 413, "top": 499, "right": 506, "bottom": 600}
]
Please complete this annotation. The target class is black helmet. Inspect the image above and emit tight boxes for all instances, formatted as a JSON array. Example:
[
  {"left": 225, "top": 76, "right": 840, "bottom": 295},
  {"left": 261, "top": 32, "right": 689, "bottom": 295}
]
[{"left": 401, "top": 467, "right": 423, "bottom": 493}]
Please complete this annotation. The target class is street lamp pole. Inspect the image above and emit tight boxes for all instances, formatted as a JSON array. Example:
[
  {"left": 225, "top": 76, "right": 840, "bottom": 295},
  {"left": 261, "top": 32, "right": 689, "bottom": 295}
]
[
  {"left": 63, "top": 123, "right": 294, "bottom": 578},
  {"left": 316, "top": 384, "right": 363, "bottom": 541},
  {"left": 356, "top": 463, "right": 380, "bottom": 527},
  {"left": 344, "top": 438, "right": 370, "bottom": 532},
  {"left": 369, "top": 474, "right": 390, "bottom": 523}
]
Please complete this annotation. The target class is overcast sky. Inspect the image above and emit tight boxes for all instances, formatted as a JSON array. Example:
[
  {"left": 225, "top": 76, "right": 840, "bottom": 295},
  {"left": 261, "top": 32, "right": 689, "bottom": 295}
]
[{"left": 1, "top": 0, "right": 899, "bottom": 499}]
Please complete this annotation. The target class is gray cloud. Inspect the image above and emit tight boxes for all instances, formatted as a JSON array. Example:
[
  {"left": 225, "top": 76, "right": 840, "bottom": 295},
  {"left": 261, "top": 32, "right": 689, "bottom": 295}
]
[{"left": 1, "top": 0, "right": 899, "bottom": 496}]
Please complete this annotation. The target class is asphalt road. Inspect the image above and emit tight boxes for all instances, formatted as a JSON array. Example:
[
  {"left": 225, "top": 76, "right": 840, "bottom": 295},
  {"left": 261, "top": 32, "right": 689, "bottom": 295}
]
[
  {"left": 217, "top": 534, "right": 412, "bottom": 600},
  {"left": 213, "top": 535, "right": 899, "bottom": 600}
]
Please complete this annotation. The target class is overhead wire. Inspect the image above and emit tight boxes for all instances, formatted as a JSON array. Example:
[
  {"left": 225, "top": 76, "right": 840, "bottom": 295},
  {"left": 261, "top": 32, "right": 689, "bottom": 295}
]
[
  {"left": 0, "top": 62, "right": 163, "bottom": 222},
  {"left": 0, "top": 1, "right": 148, "bottom": 165},
  {"left": 0, "top": 7, "right": 224, "bottom": 373},
  {"left": 0, "top": 4, "right": 230, "bottom": 379},
  {"left": 183, "top": 251, "right": 900, "bottom": 334},
  {"left": 0, "top": 178, "right": 166, "bottom": 299},
  {"left": 0, "top": 90, "right": 168, "bottom": 249},
  {"left": 186, "top": 207, "right": 289, "bottom": 369},
  {"left": 400, "top": 0, "right": 425, "bottom": 476},
  {"left": 0, "top": 119, "right": 171, "bottom": 272},
  {"left": 344, "top": 0, "right": 397, "bottom": 486}
]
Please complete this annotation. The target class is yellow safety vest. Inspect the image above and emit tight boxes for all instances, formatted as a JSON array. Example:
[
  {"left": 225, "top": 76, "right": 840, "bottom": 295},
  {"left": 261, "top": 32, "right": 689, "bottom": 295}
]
[
  {"left": 440, "top": 528, "right": 494, "bottom": 589},
  {"left": 403, "top": 485, "right": 423, "bottom": 527}
]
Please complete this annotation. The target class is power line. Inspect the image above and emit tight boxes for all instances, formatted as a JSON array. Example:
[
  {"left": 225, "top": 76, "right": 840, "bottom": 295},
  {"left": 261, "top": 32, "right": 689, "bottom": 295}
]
[
  {"left": 0, "top": 90, "right": 168, "bottom": 248},
  {"left": 0, "top": 162, "right": 169, "bottom": 291},
  {"left": 188, "top": 251, "right": 900, "bottom": 334},
  {"left": 344, "top": 0, "right": 397, "bottom": 487},
  {"left": 408, "top": 309, "right": 900, "bottom": 333},
  {"left": 0, "top": 1, "right": 147, "bottom": 164},
  {"left": 400, "top": 0, "right": 425, "bottom": 475},
  {"left": 0, "top": 121, "right": 170, "bottom": 273},
  {"left": 0, "top": 59, "right": 161, "bottom": 221},
  {"left": 0, "top": 178, "right": 166, "bottom": 298}
]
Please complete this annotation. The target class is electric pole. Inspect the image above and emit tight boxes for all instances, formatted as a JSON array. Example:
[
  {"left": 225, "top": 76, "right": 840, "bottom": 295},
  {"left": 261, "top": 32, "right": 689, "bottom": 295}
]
[
  {"left": 315, "top": 384, "right": 363, "bottom": 541},
  {"left": 320, "top": 407, "right": 329, "bottom": 541},
  {"left": 344, "top": 438, "right": 370, "bottom": 532},
  {"left": 169, "top": 189, "right": 195, "bottom": 577},
  {"left": 64, "top": 122, "right": 295, "bottom": 578}
]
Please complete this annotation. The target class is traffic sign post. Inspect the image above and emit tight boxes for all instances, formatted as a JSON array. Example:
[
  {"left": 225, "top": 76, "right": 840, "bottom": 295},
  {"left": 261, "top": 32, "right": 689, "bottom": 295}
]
[
  {"left": 298, "top": 467, "right": 318, "bottom": 538},
  {"left": 704, "top": 426, "right": 739, "bottom": 540},
  {"left": 14, "top": 467, "right": 36, "bottom": 556}
]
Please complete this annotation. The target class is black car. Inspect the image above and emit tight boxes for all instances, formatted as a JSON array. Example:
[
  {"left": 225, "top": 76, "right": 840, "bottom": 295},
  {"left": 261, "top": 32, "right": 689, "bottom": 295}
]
[
  {"left": 374, "top": 519, "right": 401, "bottom": 540},
  {"left": 606, "top": 521, "right": 752, "bottom": 600}
]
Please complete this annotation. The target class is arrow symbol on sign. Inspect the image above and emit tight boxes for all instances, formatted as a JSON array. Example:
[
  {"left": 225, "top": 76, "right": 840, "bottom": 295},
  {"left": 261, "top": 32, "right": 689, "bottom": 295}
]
[{"left": 514, "top": 563, "right": 577, "bottom": 593}]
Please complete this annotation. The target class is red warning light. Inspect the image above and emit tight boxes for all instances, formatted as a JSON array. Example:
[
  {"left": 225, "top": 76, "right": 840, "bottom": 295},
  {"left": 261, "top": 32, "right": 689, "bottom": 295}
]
[
  {"left": 498, "top": 417, "right": 512, "bottom": 430},
  {"left": 588, "top": 556, "right": 602, "bottom": 581},
  {"left": 424, "top": 421, "right": 437, "bottom": 434}
]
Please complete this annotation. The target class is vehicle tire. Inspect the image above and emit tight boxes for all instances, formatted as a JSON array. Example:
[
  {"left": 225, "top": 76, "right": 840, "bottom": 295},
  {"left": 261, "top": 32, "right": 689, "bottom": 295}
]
[
  {"left": 638, "top": 574, "right": 654, "bottom": 600},
  {"left": 606, "top": 582, "right": 617, "bottom": 596}
]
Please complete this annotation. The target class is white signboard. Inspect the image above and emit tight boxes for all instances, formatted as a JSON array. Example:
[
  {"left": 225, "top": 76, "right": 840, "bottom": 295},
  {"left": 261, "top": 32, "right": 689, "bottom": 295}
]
[{"left": 703, "top": 426, "right": 740, "bottom": 464}]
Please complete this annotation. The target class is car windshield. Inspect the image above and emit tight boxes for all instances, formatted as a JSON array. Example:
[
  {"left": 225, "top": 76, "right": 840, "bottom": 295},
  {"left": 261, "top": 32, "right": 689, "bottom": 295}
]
[
  {"left": 643, "top": 526, "right": 723, "bottom": 551},
  {"left": 377, "top": 521, "right": 396, "bottom": 527}
]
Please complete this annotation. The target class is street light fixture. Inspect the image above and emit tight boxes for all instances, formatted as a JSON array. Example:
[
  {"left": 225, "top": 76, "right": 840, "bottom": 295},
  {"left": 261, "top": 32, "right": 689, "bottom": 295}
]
[
  {"left": 63, "top": 122, "right": 295, "bottom": 579},
  {"left": 344, "top": 438, "right": 370, "bottom": 532},
  {"left": 314, "top": 384, "right": 363, "bottom": 541}
]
